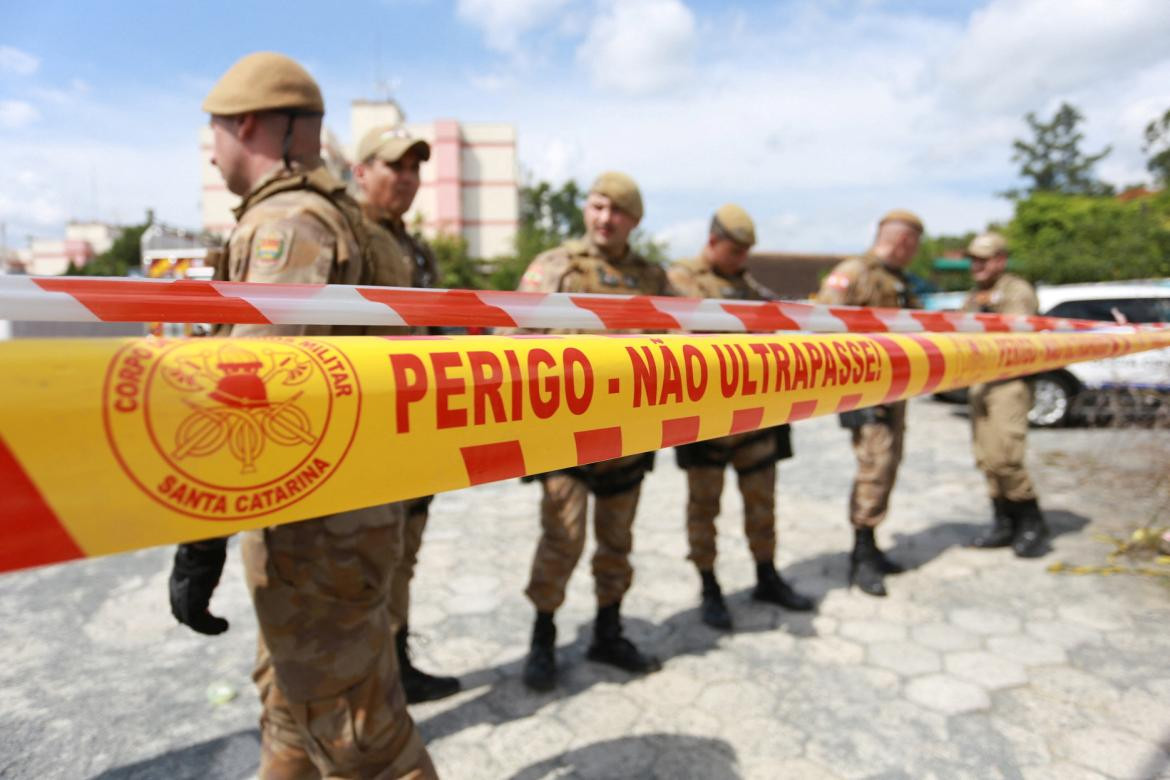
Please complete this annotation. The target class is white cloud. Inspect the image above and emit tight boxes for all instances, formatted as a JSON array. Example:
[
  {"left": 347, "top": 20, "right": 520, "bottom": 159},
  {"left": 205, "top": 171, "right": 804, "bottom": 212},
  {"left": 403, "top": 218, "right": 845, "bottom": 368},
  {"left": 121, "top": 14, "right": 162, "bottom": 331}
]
[
  {"left": 945, "top": 0, "right": 1170, "bottom": 113},
  {"left": 0, "top": 46, "right": 39, "bottom": 76},
  {"left": 653, "top": 217, "right": 706, "bottom": 258},
  {"left": 456, "top": 0, "right": 570, "bottom": 53},
  {"left": 0, "top": 100, "right": 40, "bottom": 129},
  {"left": 576, "top": 0, "right": 696, "bottom": 94}
]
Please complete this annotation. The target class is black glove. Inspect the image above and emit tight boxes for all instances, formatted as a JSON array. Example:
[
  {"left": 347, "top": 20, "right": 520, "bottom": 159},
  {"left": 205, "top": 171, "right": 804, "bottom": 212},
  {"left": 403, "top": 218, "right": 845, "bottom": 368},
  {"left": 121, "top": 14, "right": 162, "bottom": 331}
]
[{"left": 169, "top": 537, "right": 230, "bottom": 635}]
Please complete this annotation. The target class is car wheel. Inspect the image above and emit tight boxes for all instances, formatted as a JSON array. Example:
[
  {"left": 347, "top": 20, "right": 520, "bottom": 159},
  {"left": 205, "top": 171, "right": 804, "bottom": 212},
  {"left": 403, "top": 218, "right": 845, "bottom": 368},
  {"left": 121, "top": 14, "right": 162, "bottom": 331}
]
[{"left": 1029, "top": 372, "right": 1075, "bottom": 427}]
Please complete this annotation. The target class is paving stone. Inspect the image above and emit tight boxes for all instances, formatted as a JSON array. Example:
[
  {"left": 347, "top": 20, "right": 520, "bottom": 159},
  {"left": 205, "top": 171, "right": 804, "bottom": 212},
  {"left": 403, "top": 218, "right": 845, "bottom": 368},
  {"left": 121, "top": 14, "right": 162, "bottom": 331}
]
[
  {"left": 1025, "top": 620, "right": 1105, "bottom": 649},
  {"left": 1021, "top": 763, "right": 1108, "bottom": 780},
  {"left": 695, "top": 680, "right": 777, "bottom": 721},
  {"left": 744, "top": 758, "right": 842, "bottom": 779},
  {"left": 866, "top": 641, "right": 941, "bottom": 676},
  {"left": 944, "top": 651, "right": 1028, "bottom": 690},
  {"left": 904, "top": 674, "right": 990, "bottom": 715},
  {"left": 801, "top": 636, "right": 866, "bottom": 665},
  {"left": 720, "top": 717, "right": 805, "bottom": 763},
  {"left": 1058, "top": 603, "right": 1129, "bottom": 633},
  {"left": 991, "top": 716, "right": 1051, "bottom": 767},
  {"left": 1106, "top": 687, "right": 1170, "bottom": 743},
  {"left": 1053, "top": 726, "right": 1168, "bottom": 779},
  {"left": 557, "top": 689, "right": 641, "bottom": 742},
  {"left": 986, "top": 635, "right": 1067, "bottom": 667},
  {"left": 949, "top": 607, "right": 1022, "bottom": 637},
  {"left": 839, "top": 619, "right": 908, "bottom": 644},
  {"left": 911, "top": 622, "right": 981, "bottom": 652}
]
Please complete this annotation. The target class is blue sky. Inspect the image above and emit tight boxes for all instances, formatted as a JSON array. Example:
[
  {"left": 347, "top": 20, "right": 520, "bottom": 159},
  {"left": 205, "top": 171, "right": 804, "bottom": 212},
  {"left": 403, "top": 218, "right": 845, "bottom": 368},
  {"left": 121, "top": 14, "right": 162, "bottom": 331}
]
[{"left": 3, "top": 0, "right": 1170, "bottom": 256}]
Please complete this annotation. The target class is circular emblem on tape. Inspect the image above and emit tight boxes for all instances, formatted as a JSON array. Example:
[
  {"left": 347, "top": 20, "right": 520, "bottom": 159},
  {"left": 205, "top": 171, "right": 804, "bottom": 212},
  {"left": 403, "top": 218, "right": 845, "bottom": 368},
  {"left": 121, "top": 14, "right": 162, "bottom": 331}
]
[{"left": 103, "top": 339, "right": 361, "bottom": 521}]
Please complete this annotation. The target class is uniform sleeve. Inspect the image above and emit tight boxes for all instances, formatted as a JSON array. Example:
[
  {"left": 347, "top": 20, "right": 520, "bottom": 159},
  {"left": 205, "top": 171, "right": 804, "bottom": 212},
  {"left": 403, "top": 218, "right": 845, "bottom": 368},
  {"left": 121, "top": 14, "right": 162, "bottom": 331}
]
[
  {"left": 816, "top": 260, "right": 860, "bottom": 305},
  {"left": 1000, "top": 279, "right": 1039, "bottom": 316},
  {"left": 366, "top": 223, "right": 412, "bottom": 288},
  {"left": 517, "top": 250, "right": 570, "bottom": 293},
  {"left": 665, "top": 265, "right": 696, "bottom": 297},
  {"left": 228, "top": 212, "right": 337, "bottom": 338}
]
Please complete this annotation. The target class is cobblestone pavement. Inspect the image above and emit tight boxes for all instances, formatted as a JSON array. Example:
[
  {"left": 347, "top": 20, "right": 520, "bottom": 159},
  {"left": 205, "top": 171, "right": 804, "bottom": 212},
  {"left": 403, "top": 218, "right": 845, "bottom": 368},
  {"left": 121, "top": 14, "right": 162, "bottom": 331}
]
[{"left": 2, "top": 398, "right": 1170, "bottom": 779}]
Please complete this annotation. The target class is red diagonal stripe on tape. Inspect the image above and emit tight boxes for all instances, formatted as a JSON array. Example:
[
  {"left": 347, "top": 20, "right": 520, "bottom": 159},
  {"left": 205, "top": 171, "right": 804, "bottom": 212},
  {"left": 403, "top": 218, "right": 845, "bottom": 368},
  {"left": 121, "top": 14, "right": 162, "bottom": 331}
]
[
  {"left": 829, "top": 307, "right": 889, "bottom": 332},
  {"left": 789, "top": 399, "right": 819, "bottom": 421},
  {"left": 34, "top": 278, "right": 270, "bottom": 324},
  {"left": 729, "top": 407, "right": 765, "bottom": 434},
  {"left": 574, "top": 427, "right": 623, "bottom": 465},
  {"left": 460, "top": 441, "right": 526, "bottom": 485},
  {"left": 570, "top": 295, "right": 680, "bottom": 330},
  {"left": 661, "top": 416, "right": 701, "bottom": 447},
  {"left": 358, "top": 289, "right": 518, "bottom": 327},
  {"left": 0, "top": 435, "right": 84, "bottom": 571},
  {"left": 721, "top": 303, "right": 802, "bottom": 332},
  {"left": 836, "top": 394, "right": 863, "bottom": 412},
  {"left": 974, "top": 313, "right": 1011, "bottom": 333},
  {"left": 910, "top": 311, "right": 959, "bottom": 332},
  {"left": 868, "top": 335, "right": 912, "bottom": 403},
  {"left": 906, "top": 334, "right": 948, "bottom": 395}
]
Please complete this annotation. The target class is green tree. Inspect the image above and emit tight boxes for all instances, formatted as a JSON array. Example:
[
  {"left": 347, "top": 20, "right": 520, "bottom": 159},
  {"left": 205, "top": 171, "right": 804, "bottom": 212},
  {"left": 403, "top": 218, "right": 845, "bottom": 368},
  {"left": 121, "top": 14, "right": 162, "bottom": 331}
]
[
  {"left": 1006, "top": 103, "right": 1113, "bottom": 198},
  {"left": 1006, "top": 190, "right": 1170, "bottom": 284},
  {"left": 429, "top": 232, "right": 484, "bottom": 290},
  {"left": 65, "top": 219, "right": 151, "bottom": 276},
  {"left": 1142, "top": 108, "right": 1170, "bottom": 185},
  {"left": 909, "top": 231, "right": 977, "bottom": 292}
]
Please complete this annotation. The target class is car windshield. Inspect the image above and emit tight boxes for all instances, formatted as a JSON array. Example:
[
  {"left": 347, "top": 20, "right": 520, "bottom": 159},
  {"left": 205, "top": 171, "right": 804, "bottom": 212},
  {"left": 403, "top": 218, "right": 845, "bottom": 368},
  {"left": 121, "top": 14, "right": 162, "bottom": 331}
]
[{"left": 1045, "top": 297, "right": 1170, "bottom": 324}]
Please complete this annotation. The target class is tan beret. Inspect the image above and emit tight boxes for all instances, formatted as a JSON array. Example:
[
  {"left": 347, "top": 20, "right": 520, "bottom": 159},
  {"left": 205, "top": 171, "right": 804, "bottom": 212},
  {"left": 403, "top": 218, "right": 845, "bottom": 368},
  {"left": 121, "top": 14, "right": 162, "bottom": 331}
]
[
  {"left": 879, "top": 209, "right": 924, "bottom": 234},
  {"left": 589, "top": 171, "right": 643, "bottom": 222},
  {"left": 203, "top": 52, "right": 324, "bottom": 116},
  {"left": 965, "top": 231, "right": 1007, "bottom": 259},
  {"left": 357, "top": 125, "right": 431, "bottom": 164},
  {"left": 711, "top": 203, "right": 756, "bottom": 246}
]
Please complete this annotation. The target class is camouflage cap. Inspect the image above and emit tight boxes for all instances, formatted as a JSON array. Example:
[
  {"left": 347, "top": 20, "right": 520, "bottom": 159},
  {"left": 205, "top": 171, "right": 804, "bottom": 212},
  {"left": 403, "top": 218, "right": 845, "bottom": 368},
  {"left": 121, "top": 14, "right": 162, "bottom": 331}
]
[
  {"left": 589, "top": 171, "right": 643, "bottom": 222},
  {"left": 879, "top": 209, "right": 924, "bottom": 234},
  {"left": 202, "top": 52, "right": 324, "bottom": 116},
  {"left": 711, "top": 203, "right": 756, "bottom": 246},
  {"left": 356, "top": 125, "right": 431, "bottom": 164},
  {"left": 966, "top": 231, "right": 1008, "bottom": 259}
]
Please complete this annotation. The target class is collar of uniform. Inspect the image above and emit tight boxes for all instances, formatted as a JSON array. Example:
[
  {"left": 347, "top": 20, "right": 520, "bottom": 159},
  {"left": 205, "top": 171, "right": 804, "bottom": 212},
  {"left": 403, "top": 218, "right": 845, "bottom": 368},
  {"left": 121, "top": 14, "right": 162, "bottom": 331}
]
[
  {"left": 360, "top": 200, "right": 406, "bottom": 234},
  {"left": 233, "top": 161, "right": 321, "bottom": 219},
  {"left": 584, "top": 237, "right": 637, "bottom": 266}
]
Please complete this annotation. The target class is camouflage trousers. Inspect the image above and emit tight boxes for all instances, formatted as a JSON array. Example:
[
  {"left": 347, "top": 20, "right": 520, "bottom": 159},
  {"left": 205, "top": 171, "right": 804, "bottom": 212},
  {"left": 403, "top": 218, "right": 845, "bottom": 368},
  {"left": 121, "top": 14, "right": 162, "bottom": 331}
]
[
  {"left": 970, "top": 379, "right": 1036, "bottom": 502},
  {"left": 849, "top": 401, "right": 906, "bottom": 528},
  {"left": 241, "top": 504, "right": 435, "bottom": 779},
  {"left": 388, "top": 498, "right": 431, "bottom": 630},
  {"left": 685, "top": 432, "right": 778, "bottom": 571},
  {"left": 525, "top": 454, "right": 645, "bottom": 613}
]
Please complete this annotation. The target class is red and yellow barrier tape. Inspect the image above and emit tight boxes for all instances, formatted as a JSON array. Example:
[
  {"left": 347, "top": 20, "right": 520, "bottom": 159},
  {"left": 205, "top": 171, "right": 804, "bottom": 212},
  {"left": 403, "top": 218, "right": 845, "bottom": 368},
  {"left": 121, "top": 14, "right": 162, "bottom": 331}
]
[{"left": 3, "top": 329, "right": 1168, "bottom": 574}]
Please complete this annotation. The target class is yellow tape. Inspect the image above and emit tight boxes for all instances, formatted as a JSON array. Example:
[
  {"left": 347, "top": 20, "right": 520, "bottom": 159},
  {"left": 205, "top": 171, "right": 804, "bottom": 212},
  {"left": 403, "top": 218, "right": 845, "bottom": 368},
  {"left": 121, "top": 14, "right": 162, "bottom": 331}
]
[{"left": 2, "top": 329, "right": 1168, "bottom": 572}]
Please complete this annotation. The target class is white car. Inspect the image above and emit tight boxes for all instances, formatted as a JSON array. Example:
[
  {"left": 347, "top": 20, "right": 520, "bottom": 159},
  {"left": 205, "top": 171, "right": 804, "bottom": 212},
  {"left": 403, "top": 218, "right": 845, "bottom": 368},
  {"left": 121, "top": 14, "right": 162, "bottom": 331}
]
[{"left": 1028, "top": 280, "right": 1170, "bottom": 426}]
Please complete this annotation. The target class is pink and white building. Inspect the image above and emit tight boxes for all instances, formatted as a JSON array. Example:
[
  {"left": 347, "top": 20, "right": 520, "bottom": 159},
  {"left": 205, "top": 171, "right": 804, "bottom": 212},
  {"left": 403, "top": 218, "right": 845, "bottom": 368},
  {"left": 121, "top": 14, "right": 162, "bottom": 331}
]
[{"left": 200, "top": 100, "right": 520, "bottom": 260}]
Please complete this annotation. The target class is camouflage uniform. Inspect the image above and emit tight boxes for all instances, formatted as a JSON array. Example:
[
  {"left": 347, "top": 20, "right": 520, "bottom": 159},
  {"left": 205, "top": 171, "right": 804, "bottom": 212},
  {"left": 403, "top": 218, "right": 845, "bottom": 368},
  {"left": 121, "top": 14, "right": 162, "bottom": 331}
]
[
  {"left": 668, "top": 257, "right": 789, "bottom": 570},
  {"left": 362, "top": 204, "right": 441, "bottom": 631},
  {"left": 519, "top": 238, "right": 672, "bottom": 611},
  {"left": 230, "top": 164, "right": 431, "bottom": 779},
  {"left": 817, "top": 252, "right": 920, "bottom": 528},
  {"left": 963, "top": 272, "right": 1039, "bottom": 502}
]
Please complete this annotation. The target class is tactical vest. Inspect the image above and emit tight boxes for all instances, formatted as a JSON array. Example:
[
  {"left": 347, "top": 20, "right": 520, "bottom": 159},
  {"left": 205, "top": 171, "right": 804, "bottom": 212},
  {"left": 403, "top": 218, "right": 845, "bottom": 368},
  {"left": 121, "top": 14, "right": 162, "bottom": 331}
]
[
  {"left": 560, "top": 239, "right": 666, "bottom": 296},
  {"left": 214, "top": 165, "right": 381, "bottom": 287}
]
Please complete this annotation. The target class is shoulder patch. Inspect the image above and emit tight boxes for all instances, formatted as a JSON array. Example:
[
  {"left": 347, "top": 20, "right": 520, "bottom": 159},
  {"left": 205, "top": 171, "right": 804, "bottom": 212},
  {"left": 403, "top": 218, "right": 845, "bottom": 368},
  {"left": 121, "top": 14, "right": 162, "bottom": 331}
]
[{"left": 252, "top": 227, "right": 293, "bottom": 269}]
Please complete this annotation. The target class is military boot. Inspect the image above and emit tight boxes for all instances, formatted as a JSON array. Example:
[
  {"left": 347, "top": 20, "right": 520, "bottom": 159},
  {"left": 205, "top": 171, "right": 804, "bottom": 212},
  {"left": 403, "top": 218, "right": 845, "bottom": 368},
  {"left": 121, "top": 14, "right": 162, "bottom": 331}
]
[
  {"left": 971, "top": 497, "right": 1014, "bottom": 549},
  {"left": 698, "top": 570, "right": 732, "bottom": 630},
  {"left": 1010, "top": 498, "right": 1049, "bottom": 558},
  {"left": 523, "top": 611, "right": 557, "bottom": 692},
  {"left": 396, "top": 627, "right": 461, "bottom": 704},
  {"left": 586, "top": 603, "right": 662, "bottom": 674},
  {"left": 753, "top": 561, "right": 815, "bottom": 611},
  {"left": 850, "top": 527, "right": 887, "bottom": 597}
]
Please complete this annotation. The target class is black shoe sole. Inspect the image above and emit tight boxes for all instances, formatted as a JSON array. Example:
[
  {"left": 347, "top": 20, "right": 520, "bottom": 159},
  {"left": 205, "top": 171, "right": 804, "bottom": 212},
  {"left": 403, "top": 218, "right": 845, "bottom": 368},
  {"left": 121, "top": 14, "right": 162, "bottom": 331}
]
[
  {"left": 404, "top": 681, "right": 462, "bottom": 704},
  {"left": 585, "top": 648, "right": 662, "bottom": 674},
  {"left": 751, "top": 591, "right": 816, "bottom": 611}
]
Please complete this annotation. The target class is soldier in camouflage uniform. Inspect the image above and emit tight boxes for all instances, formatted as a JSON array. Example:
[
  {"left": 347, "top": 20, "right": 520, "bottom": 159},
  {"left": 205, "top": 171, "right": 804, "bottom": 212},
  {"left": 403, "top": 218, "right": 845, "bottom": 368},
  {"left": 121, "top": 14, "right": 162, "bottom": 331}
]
[
  {"left": 170, "top": 52, "right": 434, "bottom": 779},
  {"left": 816, "top": 210, "right": 924, "bottom": 597},
  {"left": 667, "top": 205, "right": 814, "bottom": 630},
  {"left": 962, "top": 232, "right": 1048, "bottom": 558},
  {"left": 516, "top": 172, "right": 673, "bottom": 691},
  {"left": 354, "top": 125, "right": 461, "bottom": 704}
]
